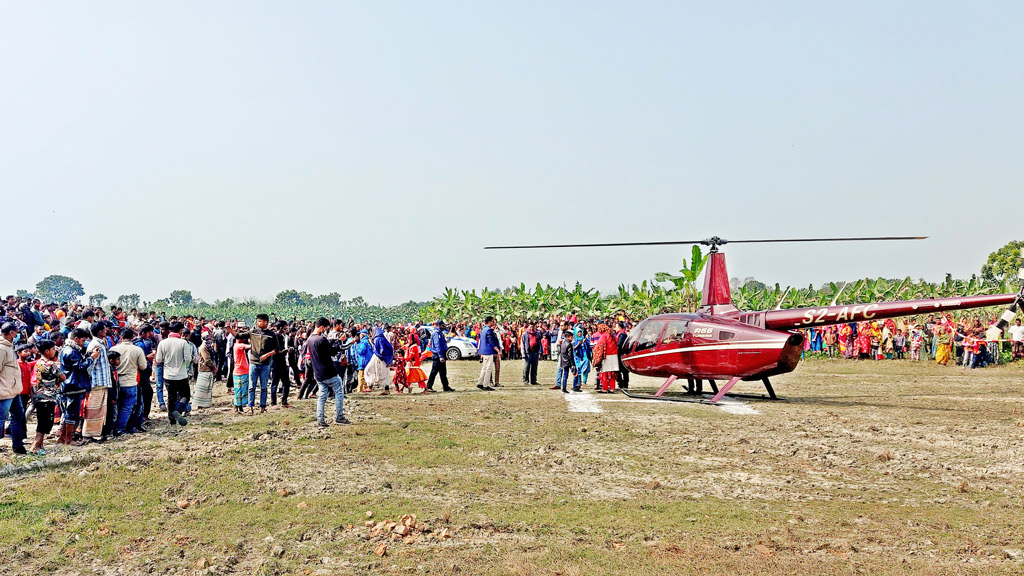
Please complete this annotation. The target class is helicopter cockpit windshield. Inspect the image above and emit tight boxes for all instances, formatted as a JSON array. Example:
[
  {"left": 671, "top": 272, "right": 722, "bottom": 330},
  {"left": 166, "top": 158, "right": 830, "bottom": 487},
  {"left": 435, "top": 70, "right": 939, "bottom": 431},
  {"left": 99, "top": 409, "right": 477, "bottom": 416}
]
[{"left": 636, "top": 321, "right": 665, "bottom": 351}]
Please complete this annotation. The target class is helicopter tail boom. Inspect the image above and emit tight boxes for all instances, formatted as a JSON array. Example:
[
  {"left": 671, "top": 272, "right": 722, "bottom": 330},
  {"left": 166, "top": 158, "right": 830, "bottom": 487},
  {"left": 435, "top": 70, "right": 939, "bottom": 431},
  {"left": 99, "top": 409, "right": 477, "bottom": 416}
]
[{"left": 762, "top": 293, "right": 1021, "bottom": 331}]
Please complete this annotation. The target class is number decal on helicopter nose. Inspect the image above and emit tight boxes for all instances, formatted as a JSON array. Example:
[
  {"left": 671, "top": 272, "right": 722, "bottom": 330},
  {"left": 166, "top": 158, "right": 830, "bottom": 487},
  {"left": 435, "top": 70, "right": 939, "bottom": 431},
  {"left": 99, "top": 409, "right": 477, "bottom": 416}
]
[{"left": 801, "top": 304, "right": 880, "bottom": 325}]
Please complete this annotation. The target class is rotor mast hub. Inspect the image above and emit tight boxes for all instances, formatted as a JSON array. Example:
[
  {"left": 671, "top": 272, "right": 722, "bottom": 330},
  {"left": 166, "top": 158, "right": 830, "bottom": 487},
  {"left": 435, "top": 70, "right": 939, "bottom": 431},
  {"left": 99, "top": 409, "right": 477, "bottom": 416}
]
[{"left": 702, "top": 237, "right": 727, "bottom": 253}]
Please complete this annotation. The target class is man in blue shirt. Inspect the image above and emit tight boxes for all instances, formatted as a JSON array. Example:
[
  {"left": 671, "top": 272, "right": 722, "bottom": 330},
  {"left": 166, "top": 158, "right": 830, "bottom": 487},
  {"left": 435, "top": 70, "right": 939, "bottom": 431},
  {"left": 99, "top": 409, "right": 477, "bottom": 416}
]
[
  {"left": 475, "top": 316, "right": 498, "bottom": 391},
  {"left": 426, "top": 321, "right": 454, "bottom": 392}
]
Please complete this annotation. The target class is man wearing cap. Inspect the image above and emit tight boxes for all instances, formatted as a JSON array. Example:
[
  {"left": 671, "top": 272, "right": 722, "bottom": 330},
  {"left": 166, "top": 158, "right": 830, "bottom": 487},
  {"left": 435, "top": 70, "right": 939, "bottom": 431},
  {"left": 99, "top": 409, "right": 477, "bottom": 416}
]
[
  {"left": 426, "top": 321, "right": 454, "bottom": 392},
  {"left": 0, "top": 322, "right": 28, "bottom": 454}
]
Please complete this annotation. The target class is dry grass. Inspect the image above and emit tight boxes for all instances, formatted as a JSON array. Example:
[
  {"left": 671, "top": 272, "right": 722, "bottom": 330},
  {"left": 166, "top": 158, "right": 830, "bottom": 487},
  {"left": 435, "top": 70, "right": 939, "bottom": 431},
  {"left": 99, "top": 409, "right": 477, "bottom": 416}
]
[{"left": 2, "top": 358, "right": 1024, "bottom": 575}]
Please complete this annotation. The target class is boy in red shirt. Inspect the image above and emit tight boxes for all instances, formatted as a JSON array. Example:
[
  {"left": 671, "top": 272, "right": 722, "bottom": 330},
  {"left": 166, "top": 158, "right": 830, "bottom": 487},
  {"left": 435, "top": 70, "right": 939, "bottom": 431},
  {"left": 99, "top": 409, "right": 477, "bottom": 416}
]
[
  {"left": 16, "top": 344, "right": 36, "bottom": 441},
  {"left": 232, "top": 333, "right": 251, "bottom": 414}
]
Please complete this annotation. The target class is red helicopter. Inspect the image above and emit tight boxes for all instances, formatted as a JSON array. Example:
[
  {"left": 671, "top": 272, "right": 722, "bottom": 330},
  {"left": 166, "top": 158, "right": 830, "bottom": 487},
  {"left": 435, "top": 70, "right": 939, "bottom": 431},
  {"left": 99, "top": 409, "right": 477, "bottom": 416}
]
[{"left": 487, "top": 237, "right": 1024, "bottom": 404}]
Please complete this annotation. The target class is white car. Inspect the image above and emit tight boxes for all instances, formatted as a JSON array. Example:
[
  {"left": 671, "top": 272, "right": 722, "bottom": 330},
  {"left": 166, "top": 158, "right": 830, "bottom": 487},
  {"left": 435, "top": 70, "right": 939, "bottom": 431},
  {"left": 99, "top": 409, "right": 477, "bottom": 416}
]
[{"left": 422, "top": 328, "right": 479, "bottom": 361}]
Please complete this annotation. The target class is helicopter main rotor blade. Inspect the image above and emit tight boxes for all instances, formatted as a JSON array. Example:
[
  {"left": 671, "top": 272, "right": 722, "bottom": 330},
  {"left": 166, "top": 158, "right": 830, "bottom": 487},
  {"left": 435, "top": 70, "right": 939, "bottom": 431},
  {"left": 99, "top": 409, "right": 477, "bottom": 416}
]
[
  {"left": 484, "top": 236, "right": 927, "bottom": 250},
  {"left": 484, "top": 240, "right": 707, "bottom": 250},
  {"left": 725, "top": 236, "right": 927, "bottom": 244}
]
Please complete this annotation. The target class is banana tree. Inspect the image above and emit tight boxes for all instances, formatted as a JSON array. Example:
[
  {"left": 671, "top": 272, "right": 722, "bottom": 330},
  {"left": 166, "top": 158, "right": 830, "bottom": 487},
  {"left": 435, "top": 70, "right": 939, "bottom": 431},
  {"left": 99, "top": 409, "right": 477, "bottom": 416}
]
[{"left": 654, "top": 245, "right": 708, "bottom": 312}]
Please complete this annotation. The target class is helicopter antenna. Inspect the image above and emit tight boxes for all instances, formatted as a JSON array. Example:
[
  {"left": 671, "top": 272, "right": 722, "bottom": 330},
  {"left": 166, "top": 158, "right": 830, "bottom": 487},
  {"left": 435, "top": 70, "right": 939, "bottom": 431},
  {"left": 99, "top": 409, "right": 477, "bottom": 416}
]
[
  {"left": 774, "top": 287, "right": 791, "bottom": 310},
  {"left": 829, "top": 283, "right": 847, "bottom": 307},
  {"left": 485, "top": 236, "right": 927, "bottom": 252}
]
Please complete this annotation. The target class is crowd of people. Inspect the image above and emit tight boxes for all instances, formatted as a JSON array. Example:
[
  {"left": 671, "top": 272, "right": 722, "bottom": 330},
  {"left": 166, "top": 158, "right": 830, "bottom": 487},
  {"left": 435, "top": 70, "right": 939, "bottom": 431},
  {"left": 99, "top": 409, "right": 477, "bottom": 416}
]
[
  {"left": 465, "top": 315, "right": 632, "bottom": 394},
  {"left": 801, "top": 314, "right": 1024, "bottom": 368},
  {"left": 0, "top": 295, "right": 641, "bottom": 456},
  {"left": 2, "top": 293, "right": 1022, "bottom": 456}
]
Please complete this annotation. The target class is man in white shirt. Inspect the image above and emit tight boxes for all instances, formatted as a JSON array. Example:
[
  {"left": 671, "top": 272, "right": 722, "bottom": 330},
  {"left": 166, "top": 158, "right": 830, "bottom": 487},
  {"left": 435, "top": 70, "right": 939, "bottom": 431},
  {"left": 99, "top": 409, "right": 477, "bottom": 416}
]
[
  {"left": 1010, "top": 318, "right": 1024, "bottom": 360},
  {"left": 77, "top": 309, "right": 96, "bottom": 335},
  {"left": 155, "top": 321, "right": 197, "bottom": 426}
]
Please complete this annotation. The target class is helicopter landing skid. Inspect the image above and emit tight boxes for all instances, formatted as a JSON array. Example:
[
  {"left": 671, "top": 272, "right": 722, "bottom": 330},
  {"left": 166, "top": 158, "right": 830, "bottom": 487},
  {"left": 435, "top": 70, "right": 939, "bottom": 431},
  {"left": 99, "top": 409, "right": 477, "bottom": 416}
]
[
  {"left": 619, "top": 388, "right": 708, "bottom": 404},
  {"left": 620, "top": 375, "right": 784, "bottom": 404}
]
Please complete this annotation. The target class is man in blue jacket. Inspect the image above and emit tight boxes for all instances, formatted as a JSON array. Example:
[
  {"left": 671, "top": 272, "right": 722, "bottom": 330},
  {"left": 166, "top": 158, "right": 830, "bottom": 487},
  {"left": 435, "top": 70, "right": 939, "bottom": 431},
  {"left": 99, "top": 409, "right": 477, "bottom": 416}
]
[
  {"left": 355, "top": 329, "right": 373, "bottom": 392},
  {"left": 475, "top": 316, "right": 498, "bottom": 391},
  {"left": 58, "top": 327, "right": 98, "bottom": 444},
  {"left": 426, "top": 321, "right": 454, "bottom": 392}
]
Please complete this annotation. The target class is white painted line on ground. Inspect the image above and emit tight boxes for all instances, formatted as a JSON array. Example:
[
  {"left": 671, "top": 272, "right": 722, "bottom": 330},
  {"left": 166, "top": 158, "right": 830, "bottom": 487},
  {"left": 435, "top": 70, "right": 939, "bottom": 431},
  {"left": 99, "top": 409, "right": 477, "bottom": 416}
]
[
  {"left": 563, "top": 391, "right": 604, "bottom": 413},
  {"left": 716, "top": 397, "right": 760, "bottom": 415},
  {"left": 593, "top": 398, "right": 663, "bottom": 404},
  {"left": 561, "top": 390, "right": 759, "bottom": 415}
]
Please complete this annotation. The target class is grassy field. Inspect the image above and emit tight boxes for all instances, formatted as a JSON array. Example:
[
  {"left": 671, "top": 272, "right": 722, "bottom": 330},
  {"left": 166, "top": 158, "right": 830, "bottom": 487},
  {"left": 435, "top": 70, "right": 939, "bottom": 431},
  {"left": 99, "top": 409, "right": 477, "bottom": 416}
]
[{"left": 2, "top": 358, "right": 1024, "bottom": 575}]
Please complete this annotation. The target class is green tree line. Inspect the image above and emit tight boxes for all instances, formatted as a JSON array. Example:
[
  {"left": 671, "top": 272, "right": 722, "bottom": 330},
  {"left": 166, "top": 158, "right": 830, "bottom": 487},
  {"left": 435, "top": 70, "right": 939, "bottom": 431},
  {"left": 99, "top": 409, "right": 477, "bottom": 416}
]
[{"left": 12, "top": 241, "right": 1022, "bottom": 325}]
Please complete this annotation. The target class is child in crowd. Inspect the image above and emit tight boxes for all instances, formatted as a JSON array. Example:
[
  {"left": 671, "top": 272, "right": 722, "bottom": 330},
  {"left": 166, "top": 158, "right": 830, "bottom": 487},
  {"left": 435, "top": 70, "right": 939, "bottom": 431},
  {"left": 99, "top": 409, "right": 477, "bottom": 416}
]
[
  {"left": 31, "top": 340, "right": 64, "bottom": 455},
  {"left": 823, "top": 328, "right": 837, "bottom": 358},
  {"left": 893, "top": 330, "right": 906, "bottom": 360},
  {"left": 405, "top": 337, "right": 428, "bottom": 392},
  {"left": 232, "top": 332, "right": 251, "bottom": 414},
  {"left": 392, "top": 349, "right": 410, "bottom": 394},
  {"left": 910, "top": 328, "right": 923, "bottom": 361},
  {"left": 16, "top": 344, "right": 36, "bottom": 441}
]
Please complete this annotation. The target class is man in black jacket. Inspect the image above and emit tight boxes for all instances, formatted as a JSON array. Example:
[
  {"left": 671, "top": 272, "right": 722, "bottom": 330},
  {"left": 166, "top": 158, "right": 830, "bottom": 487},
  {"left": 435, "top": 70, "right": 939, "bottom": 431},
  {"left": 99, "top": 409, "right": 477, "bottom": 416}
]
[
  {"left": 214, "top": 321, "right": 227, "bottom": 382},
  {"left": 248, "top": 314, "right": 278, "bottom": 413},
  {"left": 269, "top": 321, "right": 292, "bottom": 407},
  {"left": 616, "top": 322, "right": 630, "bottom": 390},
  {"left": 307, "top": 317, "right": 349, "bottom": 426}
]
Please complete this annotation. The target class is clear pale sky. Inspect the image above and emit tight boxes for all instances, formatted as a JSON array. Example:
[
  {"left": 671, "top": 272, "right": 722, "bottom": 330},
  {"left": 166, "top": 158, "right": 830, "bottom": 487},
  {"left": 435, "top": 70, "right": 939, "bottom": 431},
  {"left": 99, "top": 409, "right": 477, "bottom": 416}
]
[{"left": 2, "top": 2, "right": 1021, "bottom": 305}]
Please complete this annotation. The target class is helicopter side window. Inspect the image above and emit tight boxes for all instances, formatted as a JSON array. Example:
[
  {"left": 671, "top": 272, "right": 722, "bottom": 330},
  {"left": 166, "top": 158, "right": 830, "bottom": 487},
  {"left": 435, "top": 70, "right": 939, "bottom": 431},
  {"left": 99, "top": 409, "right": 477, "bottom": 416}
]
[
  {"left": 635, "top": 321, "right": 667, "bottom": 352},
  {"left": 662, "top": 321, "right": 688, "bottom": 345},
  {"left": 719, "top": 331, "right": 735, "bottom": 341}
]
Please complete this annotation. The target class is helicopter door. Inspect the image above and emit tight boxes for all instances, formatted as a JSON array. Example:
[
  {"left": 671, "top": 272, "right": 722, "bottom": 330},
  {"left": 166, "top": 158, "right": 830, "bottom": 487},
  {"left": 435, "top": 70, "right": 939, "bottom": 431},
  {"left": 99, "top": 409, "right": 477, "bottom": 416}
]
[
  {"left": 658, "top": 320, "right": 690, "bottom": 374},
  {"left": 691, "top": 328, "right": 740, "bottom": 377}
]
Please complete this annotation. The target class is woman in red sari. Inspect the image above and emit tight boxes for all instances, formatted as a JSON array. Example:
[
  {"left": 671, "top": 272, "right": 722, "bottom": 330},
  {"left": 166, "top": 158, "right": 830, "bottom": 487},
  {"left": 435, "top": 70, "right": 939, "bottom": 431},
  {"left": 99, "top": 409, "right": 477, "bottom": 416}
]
[
  {"left": 595, "top": 324, "right": 619, "bottom": 392},
  {"left": 856, "top": 322, "right": 872, "bottom": 360},
  {"left": 838, "top": 323, "right": 852, "bottom": 358}
]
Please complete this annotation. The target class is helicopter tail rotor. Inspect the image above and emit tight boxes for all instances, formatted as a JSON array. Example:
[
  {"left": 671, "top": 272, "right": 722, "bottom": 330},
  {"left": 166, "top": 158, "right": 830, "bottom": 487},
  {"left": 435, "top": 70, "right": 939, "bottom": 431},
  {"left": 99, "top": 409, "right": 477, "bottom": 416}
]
[{"left": 985, "top": 246, "right": 1024, "bottom": 341}]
